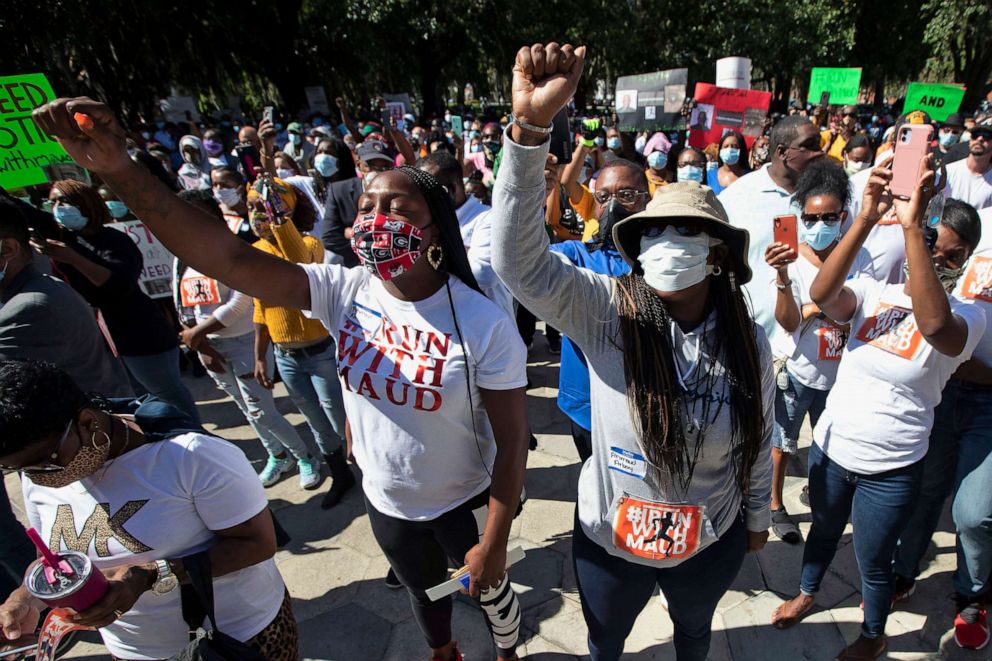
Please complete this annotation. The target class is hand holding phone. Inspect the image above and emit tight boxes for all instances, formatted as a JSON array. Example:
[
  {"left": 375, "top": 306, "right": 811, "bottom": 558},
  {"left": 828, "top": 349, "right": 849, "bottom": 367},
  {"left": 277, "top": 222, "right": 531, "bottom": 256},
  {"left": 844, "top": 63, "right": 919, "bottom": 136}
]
[{"left": 773, "top": 214, "right": 799, "bottom": 253}]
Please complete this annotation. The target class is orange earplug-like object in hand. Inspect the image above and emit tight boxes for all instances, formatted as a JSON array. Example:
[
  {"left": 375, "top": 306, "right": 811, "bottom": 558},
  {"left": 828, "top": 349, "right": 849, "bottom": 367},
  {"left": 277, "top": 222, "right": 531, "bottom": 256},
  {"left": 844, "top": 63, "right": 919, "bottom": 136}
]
[{"left": 73, "top": 112, "right": 94, "bottom": 131}]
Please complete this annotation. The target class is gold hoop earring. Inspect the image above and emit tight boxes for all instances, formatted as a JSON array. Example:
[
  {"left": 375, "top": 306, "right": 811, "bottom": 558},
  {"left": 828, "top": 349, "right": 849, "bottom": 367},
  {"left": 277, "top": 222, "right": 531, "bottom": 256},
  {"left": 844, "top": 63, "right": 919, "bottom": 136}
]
[
  {"left": 91, "top": 428, "right": 111, "bottom": 450},
  {"left": 427, "top": 244, "right": 443, "bottom": 270}
]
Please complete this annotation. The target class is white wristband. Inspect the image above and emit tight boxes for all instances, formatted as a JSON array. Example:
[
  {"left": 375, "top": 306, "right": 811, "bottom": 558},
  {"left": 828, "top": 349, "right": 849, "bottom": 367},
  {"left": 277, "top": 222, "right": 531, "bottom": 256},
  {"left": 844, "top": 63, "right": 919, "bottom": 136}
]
[{"left": 511, "top": 116, "right": 553, "bottom": 135}]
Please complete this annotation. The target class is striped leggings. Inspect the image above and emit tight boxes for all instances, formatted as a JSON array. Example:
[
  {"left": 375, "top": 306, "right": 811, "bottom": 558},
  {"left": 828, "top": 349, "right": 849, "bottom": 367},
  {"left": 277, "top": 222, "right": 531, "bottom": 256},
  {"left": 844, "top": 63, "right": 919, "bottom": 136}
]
[{"left": 365, "top": 490, "right": 521, "bottom": 658}]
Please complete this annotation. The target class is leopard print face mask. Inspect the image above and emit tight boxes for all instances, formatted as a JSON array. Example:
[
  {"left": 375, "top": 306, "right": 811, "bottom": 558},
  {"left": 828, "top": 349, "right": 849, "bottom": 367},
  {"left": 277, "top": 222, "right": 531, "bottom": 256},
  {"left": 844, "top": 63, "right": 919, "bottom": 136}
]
[{"left": 26, "top": 431, "right": 111, "bottom": 489}]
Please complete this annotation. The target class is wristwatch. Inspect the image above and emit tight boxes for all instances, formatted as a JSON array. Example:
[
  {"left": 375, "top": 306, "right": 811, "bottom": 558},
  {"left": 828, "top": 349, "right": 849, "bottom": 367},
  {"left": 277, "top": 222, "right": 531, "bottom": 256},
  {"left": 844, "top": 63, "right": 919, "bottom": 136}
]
[{"left": 151, "top": 559, "right": 179, "bottom": 595}]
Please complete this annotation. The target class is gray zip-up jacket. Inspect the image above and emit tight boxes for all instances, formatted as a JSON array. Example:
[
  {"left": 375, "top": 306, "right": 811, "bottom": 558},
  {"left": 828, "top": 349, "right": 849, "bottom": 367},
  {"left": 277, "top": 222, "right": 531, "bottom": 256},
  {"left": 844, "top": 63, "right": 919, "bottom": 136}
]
[{"left": 491, "top": 133, "right": 773, "bottom": 568}]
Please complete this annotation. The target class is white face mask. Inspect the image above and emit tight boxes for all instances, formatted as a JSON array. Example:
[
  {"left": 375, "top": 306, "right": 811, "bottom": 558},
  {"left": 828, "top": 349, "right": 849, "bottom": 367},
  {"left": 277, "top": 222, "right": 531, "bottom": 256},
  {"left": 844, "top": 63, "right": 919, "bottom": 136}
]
[
  {"left": 214, "top": 187, "right": 241, "bottom": 208},
  {"left": 844, "top": 159, "right": 870, "bottom": 176},
  {"left": 637, "top": 226, "right": 722, "bottom": 292}
]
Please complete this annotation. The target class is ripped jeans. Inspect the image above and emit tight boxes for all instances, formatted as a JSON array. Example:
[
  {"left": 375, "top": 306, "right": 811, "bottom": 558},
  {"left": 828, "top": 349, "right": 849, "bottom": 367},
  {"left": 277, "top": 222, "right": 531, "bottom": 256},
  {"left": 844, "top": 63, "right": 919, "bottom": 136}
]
[
  {"left": 209, "top": 333, "right": 314, "bottom": 460},
  {"left": 274, "top": 339, "right": 346, "bottom": 455}
]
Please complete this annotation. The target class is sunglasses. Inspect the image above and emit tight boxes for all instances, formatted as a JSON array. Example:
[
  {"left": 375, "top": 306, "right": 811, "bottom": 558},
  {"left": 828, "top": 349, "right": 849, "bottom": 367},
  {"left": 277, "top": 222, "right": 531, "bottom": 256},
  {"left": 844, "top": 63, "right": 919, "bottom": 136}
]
[
  {"left": 642, "top": 224, "right": 704, "bottom": 238},
  {"left": 0, "top": 419, "right": 73, "bottom": 475},
  {"left": 593, "top": 188, "right": 650, "bottom": 206},
  {"left": 801, "top": 212, "right": 843, "bottom": 227}
]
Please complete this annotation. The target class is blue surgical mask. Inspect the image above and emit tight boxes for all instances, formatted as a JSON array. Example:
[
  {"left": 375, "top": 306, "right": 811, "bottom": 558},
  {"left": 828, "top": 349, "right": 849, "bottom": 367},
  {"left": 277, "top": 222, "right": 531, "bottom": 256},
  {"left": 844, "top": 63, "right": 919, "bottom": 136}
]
[
  {"left": 53, "top": 204, "right": 89, "bottom": 230},
  {"left": 634, "top": 135, "right": 647, "bottom": 154},
  {"left": 594, "top": 137, "right": 605, "bottom": 148},
  {"left": 470, "top": 143, "right": 483, "bottom": 153},
  {"left": 105, "top": 200, "right": 128, "bottom": 219},
  {"left": 938, "top": 131, "right": 960, "bottom": 148},
  {"left": 276, "top": 167, "right": 294, "bottom": 180},
  {"left": 676, "top": 165, "right": 704, "bottom": 183},
  {"left": 647, "top": 151, "right": 668, "bottom": 170},
  {"left": 314, "top": 153, "right": 338, "bottom": 178},
  {"left": 803, "top": 220, "right": 841, "bottom": 251},
  {"left": 607, "top": 136, "right": 622, "bottom": 150},
  {"left": 719, "top": 147, "right": 741, "bottom": 165},
  {"left": 288, "top": 133, "right": 302, "bottom": 146}
]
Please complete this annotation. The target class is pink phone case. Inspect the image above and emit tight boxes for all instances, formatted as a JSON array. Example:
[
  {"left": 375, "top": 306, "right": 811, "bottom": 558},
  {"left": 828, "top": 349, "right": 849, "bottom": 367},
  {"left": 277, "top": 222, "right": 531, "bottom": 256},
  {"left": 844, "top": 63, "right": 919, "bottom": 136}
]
[{"left": 891, "top": 124, "right": 933, "bottom": 199}]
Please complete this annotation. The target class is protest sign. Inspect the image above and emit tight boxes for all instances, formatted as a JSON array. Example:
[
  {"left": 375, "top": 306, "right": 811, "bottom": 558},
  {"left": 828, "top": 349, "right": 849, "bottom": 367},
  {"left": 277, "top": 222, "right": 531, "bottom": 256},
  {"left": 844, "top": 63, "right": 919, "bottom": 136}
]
[
  {"left": 305, "top": 86, "right": 331, "bottom": 115},
  {"left": 689, "top": 83, "right": 771, "bottom": 149},
  {"left": 615, "top": 69, "right": 688, "bottom": 132},
  {"left": 383, "top": 93, "right": 414, "bottom": 114},
  {"left": 903, "top": 82, "right": 965, "bottom": 122},
  {"left": 159, "top": 95, "right": 199, "bottom": 122},
  {"left": 0, "top": 73, "right": 72, "bottom": 190},
  {"left": 808, "top": 68, "right": 862, "bottom": 105},
  {"left": 107, "top": 221, "right": 174, "bottom": 299}
]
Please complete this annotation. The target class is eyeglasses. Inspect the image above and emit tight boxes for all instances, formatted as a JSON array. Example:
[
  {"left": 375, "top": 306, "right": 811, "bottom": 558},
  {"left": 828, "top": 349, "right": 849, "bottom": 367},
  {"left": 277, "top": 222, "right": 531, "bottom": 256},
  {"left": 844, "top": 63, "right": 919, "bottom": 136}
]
[
  {"left": 0, "top": 419, "right": 73, "bottom": 475},
  {"left": 642, "top": 224, "right": 704, "bottom": 238},
  {"left": 801, "top": 213, "right": 843, "bottom": 227},
  {"left": 593, "top": 189, "right": 650, "bottom": 206}
]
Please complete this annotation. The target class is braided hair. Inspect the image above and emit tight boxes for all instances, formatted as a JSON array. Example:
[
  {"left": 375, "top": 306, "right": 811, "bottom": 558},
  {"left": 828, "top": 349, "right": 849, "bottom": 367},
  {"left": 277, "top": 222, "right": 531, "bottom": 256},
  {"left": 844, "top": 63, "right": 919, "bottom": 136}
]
[{"left": 395, "top": 166, "right": 484, "bottom": 296}]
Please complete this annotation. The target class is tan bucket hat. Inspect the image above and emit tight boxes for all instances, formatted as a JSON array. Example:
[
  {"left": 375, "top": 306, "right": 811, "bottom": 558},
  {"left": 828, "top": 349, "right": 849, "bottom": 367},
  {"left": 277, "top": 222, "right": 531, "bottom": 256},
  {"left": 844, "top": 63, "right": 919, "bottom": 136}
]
[{"left": 611, "top": 181, "right": 753, "bottom": 284}]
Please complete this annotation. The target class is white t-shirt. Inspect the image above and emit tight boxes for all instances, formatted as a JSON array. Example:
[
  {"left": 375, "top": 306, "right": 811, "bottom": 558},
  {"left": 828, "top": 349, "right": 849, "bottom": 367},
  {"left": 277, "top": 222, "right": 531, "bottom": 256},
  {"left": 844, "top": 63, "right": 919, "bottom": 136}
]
[
  {"left": 775, "top": 248, "right": 876, "bottom": 390},
  {"left": 813, "top": 279, "right": 986, "bottom": 474},
  {"left": 466, "top": 211, "right": 515, "bottom": 320},
  {"left": 23, "top": 434, "right": 283, "bottom": 661},
  {"left": 456, "top": 196, "right": 491, "bottom": 248},
  {"left": 849, "top": 166, "right": 908, "bottom": 284},
  {"left": 954, "top": 246, "right": 992, "bottom": 366},
  {"left": 302, "top": 265, "right": 528, "bottom": 520},
  {"left": 946, "top": 159, "right": 992, "bottom": 211}
]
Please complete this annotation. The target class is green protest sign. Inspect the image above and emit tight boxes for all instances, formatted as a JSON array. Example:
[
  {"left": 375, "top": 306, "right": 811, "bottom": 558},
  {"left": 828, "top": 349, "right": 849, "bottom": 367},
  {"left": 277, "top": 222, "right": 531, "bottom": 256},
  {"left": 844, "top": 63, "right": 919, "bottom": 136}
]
[
  {"left": 808, "top": 68, "right": 862, "bottom": 105},
  {"left": 0, "top": 73, "right": 71, "bottom": 190},
  {"left": 903, "top": 82, "right": 965, "bottom": 122}
]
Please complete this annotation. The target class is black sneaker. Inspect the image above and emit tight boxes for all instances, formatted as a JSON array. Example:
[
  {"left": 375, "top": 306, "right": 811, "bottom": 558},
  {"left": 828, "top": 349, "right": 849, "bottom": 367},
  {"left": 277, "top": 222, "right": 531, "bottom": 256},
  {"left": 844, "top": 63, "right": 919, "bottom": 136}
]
[
  {"left": 771, "top": 507, "right": 803, "bottom": 544},
  {"left": 384, "top": 567, "right": 402, "bottom": 590},
  {"left": 548, "top": 335, "right": 562, "bottom": 355},
  {"left": 799, "top": 484, "right": 810, "bottom": 507}
]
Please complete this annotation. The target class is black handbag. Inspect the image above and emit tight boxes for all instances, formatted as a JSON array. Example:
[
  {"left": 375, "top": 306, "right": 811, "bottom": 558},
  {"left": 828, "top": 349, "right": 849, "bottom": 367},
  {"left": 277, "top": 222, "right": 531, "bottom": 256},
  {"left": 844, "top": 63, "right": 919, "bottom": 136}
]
[{"left": 169, "top": 552, "right": 268, "bottom": 661}]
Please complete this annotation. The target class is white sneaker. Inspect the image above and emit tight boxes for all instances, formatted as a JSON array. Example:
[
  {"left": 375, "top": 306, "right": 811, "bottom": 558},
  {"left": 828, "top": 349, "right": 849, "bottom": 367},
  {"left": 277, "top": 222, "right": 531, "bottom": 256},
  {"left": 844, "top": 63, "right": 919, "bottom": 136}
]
[
  {"left": 298, "top": 456, "right": 323, "bottom": 490},
  {"left": 259, "top": 455, "right": 295, "bottom": 487}
]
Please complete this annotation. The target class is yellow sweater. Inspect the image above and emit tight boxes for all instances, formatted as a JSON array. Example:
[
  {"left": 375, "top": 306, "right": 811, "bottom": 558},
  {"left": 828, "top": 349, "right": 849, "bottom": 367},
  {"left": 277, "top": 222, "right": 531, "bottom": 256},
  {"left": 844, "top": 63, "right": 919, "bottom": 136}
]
[{"left": 252, "top": 222, "right": 329, "bottom": 345}]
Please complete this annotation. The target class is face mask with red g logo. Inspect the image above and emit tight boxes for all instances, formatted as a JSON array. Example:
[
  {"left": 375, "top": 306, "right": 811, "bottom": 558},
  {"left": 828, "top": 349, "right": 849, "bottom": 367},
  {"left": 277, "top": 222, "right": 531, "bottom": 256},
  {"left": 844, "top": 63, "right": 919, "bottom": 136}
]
[{"left": 351, "top": 212, "right": 427, "bottom": 280}]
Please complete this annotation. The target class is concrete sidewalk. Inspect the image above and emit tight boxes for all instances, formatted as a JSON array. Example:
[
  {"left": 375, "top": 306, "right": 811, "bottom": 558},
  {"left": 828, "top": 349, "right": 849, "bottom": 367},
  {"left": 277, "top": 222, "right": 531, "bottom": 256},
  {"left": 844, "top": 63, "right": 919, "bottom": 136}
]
[{"left": 5, "top": 339, "right": 974, "bottom": 660}]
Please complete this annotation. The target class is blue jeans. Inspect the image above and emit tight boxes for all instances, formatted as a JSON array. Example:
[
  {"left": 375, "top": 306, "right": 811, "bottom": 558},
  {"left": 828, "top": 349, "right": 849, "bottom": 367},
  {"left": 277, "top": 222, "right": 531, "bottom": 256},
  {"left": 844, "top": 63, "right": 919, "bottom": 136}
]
[
  {"left": 273, "top": 341, "right": 345, "bottom": 455},
  {"left": 0, "top": 487, "right": 35, "bottom": 600},
  {"left": 122, "top": 347, "right": 200, "bottom": 424},
  {"left": 573, "top": 512, "right": 746, "bottom": 661},
  {"left": 893, "top": 381, "right": 992, "bottom": 598},
  {"left": 209, "top": 334, "right": 314, "bottom": 461},
  {"left": 801, "top": 443, "right": 923, "bottom": 638},
  {"left": 773, "top": 370, "right": 828, "bottom": 454}
]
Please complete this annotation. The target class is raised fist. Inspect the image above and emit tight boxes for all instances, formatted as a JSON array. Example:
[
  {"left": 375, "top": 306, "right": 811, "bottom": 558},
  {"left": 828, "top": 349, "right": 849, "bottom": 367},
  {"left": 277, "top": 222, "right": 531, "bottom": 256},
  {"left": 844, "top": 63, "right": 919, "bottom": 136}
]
[{"left": 511, "top": 43, "right": 586, "bottom": 130}]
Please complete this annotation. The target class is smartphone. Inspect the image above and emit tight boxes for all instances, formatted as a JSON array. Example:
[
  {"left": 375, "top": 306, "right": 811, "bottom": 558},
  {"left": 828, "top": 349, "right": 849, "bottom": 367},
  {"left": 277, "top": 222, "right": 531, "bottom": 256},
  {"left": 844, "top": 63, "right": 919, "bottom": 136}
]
[
  {"left": 549, "top": 107, "right": 573, "bottom": 165},
  {"left": 773, "top": 214, "right": 799, "bottom": 253},
  {"left": 450, "top": 115, "right": 463, "bottom": 137},
  {"left": 819, "top": 91, "right": 830, "bottom": 109},
  {"left": 891, "top": 124, "right": 934, "bottom": 199},
  {"left": 235, "top": 143, "right": 260, "bottom": 181},
  {"left": 262, "top": 106, "right": 274, "bottom": 125}
]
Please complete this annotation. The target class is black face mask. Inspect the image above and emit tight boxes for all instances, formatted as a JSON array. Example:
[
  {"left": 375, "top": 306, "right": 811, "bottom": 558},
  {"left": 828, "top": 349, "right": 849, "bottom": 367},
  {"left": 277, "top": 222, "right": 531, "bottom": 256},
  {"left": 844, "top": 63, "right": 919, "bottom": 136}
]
[{"left": 592, "top": 199, "right": 632, "bottom": 251}]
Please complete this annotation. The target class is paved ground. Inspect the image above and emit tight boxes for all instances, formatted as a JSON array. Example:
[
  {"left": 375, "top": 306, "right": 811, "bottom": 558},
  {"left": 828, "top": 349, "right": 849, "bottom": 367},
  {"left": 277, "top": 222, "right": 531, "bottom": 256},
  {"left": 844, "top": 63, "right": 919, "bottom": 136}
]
[{"left": 5, "top": 332, "right": 976, "bottom": 660}]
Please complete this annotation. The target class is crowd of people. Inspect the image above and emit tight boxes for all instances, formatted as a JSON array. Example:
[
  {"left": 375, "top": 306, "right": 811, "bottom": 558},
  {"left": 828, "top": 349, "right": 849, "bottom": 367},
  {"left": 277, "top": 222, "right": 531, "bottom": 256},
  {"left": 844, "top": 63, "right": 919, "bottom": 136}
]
[{"left": 0, "top": 39, "right": 990, "bottom": 661}]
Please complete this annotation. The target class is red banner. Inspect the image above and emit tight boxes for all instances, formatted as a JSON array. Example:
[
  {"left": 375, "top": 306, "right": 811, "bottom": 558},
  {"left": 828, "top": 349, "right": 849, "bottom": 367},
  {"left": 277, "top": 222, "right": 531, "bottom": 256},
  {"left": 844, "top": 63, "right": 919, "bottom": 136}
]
[{"left": 688, "top": 82, "right": 772, "bottom": 149}]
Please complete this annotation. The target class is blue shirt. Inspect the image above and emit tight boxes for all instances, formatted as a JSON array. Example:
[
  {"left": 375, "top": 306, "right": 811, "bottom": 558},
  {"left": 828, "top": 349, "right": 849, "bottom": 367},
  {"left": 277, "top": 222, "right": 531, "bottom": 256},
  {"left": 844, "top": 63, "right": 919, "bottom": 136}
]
[
  {"left": 706, "top": 167, "right": 726, "bottom": 196},
  {"left": 549, "top": 241, "right": 630, "bottom": 430}
]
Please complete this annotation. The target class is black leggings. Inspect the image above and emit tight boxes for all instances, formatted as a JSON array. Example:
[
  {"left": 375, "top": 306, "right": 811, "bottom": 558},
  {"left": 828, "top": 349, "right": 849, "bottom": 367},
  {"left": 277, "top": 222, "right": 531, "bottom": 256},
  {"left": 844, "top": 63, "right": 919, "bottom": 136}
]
[{"left": 365, "top": 490, "right": 520, "bottom": 658}]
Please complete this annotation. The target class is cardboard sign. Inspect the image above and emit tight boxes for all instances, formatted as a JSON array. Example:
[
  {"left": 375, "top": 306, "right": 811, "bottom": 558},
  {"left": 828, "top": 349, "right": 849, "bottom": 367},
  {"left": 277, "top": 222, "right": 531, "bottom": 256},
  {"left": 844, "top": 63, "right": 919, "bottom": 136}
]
[
  {"left": 615, "top": 69, "right": 689, "bottom": 132},
  {"left": 808, "top": 68, "right": 862, "bottom": 105},
  {"left": 855, "top": 303, "right": 923, "bottom": 360},
  {"left": 613, "top": 497, "right": 703, "bottom": 561},
  {"left": 159, "top": 95, "right": 199, "bottom": 122},
  {"left": 107, "top": 221, "right": 175, "bottom": 299},
  {"left": 688, "top": 83, "right": 771, "bottom": 149},
  {"left": 305, "top": 85, "right": 331, "bottom": 115},
  {"left": 903, "top": 82, "right": 965, "bottom": 122},
  {"left": 0, "top": 73, "right": 72, "bottom": 189}
]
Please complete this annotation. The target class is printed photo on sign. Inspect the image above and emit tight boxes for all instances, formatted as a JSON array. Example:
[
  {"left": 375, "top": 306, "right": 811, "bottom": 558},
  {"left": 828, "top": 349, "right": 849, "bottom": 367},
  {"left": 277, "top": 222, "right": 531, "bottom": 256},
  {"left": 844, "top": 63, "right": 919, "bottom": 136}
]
[
  {"left": 715, "top": 109, "right": 743, "bottom": 127},
  {"left": 817, "top": 326, "right": 847, "bottom": 361},
  {"left": 960, "top": 255, "right": 992, "bottom": 303},
  {"left": 742, "top": 108, "right": 765, "bottom": 137},
  {"left": 664, "top": 84, "right": 686, "bottom": 113},
  {"left": 616, "top": 90, "right": 638, "bottom": 113},
  {"left": 644, "top": 106, "right": 656, "bottom": 120},
  {"left": 855, "top": 303, "right": 923, "bottom": 360},
  {"left": 613, "top": 497, "right": 703, "bottom": 561},
  {"left": 690, "top": 104, "right": 713, "bottom": 131}
]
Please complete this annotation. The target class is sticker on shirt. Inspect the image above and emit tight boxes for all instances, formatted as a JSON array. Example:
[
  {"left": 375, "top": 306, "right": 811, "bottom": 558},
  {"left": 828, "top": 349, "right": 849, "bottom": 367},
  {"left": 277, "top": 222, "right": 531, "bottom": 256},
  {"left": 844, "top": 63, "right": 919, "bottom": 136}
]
[
  {"left": 876, "top": 207, "right": 900, "bottom": 226},
  {"left": 855, "top": 303, "right": 924, "bottom": 360},
  {"left": 960, "top": 256, "right": 992, "bottom": 303},
  {"left": 608, "top": 447, "right": 647, "bottom": 479},
  {"left": 816, "top": 326, "right": 847, "bottom": 361},
  {"left": 612, "top": 496, "right": 704, "bottom": 561},
  {"left": 180, "top": 276, "right": 221, "bottom": 307}
]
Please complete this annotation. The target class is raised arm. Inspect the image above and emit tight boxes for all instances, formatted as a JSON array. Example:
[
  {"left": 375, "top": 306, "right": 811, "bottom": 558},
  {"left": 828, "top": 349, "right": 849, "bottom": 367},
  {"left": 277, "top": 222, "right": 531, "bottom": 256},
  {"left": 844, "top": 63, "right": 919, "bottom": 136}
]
[
  {"left": 32, "top": 98, "right": 311, "bottom": 311},
  {"left": 561, "top": 137, "right": 590, "bottom": 203}
]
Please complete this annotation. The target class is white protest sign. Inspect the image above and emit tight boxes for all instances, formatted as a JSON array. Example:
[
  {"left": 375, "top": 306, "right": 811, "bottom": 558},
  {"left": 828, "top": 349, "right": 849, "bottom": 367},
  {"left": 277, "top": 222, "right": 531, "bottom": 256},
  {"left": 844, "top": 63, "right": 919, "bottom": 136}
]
[{"left": 106, "top": 221, "right": 174, "bottom": 299}]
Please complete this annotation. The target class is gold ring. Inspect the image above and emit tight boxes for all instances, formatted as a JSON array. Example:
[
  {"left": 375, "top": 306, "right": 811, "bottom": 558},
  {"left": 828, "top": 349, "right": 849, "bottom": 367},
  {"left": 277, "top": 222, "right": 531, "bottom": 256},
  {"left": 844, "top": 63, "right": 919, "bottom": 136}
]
[{"left": 114, "top": 609, "right": 124, "bottom": 619}]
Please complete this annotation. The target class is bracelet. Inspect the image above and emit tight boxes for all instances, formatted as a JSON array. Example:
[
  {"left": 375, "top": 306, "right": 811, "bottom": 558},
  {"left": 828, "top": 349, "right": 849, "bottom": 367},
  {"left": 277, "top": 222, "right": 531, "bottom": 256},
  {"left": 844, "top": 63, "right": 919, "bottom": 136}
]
[
  {"left": 776, "top": 280, "right": 793, "bottom": 291},
  {"left": 511, "top": 116, "right": 553, "bottom": 135}
]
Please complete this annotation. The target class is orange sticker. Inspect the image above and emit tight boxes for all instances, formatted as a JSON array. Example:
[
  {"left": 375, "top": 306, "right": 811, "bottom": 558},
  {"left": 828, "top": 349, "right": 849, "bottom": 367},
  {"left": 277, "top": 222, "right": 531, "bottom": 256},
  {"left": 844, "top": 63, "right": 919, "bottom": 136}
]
[
  {"left": 960, "top": 256, "right": 992, "bottom": 303},
  {"left": 180, "top": 275, "right": 221, "bottom": 307},
  {"left": 817, "top": 326, "right": 847, "bottom": 361},
  {"left": 855, "top": 303, "right": 923, "bottom": 360},
  {"left": 876, "top": 208, "right": 901, "bottom": 226},
  {"left": 613, "top": 497, "right": 703, "bottom": 561}
]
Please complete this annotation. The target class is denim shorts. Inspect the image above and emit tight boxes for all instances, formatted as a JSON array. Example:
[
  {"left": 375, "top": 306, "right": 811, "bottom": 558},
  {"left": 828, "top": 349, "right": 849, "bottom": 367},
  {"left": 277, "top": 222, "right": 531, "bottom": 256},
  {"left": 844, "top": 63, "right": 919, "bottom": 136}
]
[{"left": 773, "top": 370, "right": 829, "bottom": 454}]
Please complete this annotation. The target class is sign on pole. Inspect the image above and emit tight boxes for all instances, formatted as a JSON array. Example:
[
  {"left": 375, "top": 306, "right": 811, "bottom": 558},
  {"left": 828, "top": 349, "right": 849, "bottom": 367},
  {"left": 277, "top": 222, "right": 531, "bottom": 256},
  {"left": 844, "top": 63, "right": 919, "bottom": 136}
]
[
  {"left": 903, "top": 82, "right": 965, "bottom": 121},
  {"left": 0, "top": 73, "right": 71, "bottom": 190},
  {"left": 808, "top": 68, "right": 862, "bottom": 105}
]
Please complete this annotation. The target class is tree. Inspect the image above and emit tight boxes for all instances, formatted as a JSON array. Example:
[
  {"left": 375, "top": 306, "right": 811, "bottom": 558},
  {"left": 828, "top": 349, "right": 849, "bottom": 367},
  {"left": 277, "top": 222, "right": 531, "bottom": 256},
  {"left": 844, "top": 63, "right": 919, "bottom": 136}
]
[{"left": 923, "top": 0, "right": 992, "bottom": 110}]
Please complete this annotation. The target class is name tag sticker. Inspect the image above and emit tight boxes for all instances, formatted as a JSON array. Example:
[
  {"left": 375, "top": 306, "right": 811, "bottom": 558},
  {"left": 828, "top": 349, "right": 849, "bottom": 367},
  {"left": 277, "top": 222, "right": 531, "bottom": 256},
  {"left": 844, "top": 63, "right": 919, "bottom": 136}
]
[{"left": 609, "top": 446, "right": 647, "bottom": 479}]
